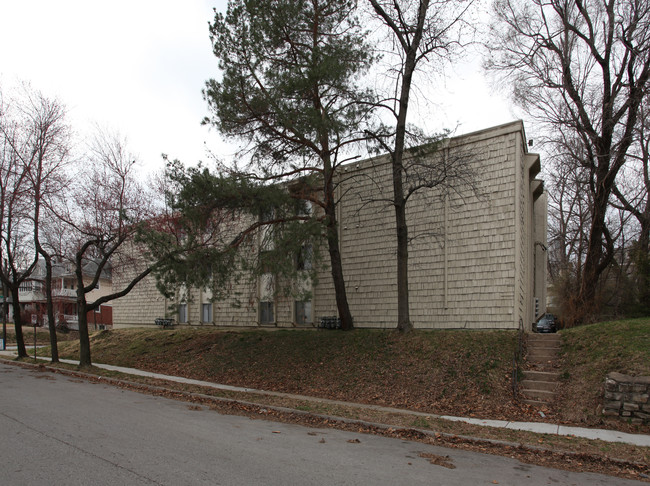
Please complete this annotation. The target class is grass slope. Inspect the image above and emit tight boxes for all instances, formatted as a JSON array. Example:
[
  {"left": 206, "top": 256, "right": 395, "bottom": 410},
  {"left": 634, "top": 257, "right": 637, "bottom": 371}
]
[
  {"left": 20, "top": 317, "right": 650, "bottom": 432},
  {"left": 55, "top": 328, "right": 522, "bottom": 420},
  {"left": 555, "top": 317, "right": 650, "bottom": 427}
]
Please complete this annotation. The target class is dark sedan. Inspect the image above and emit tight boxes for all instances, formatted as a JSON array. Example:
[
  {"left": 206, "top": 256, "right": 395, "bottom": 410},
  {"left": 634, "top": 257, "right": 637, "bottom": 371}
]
[{"left": 534, "top": 314, "right": 556, "bottom": 333}]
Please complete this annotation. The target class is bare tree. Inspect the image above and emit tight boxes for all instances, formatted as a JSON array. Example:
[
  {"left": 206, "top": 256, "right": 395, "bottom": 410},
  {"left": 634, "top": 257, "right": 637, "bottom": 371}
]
[
  {"left": 545, "top": 143, "right": 592, "bottom": 319},
  {"left": 59, "top": 129, "right": 163, "bottom": 366},
  {"left": 545, "top": 137, "right": 592, "bottom": 278},
  {"left": 487, "top": 0, "right": 650, "bottom": 322},
  {"left": 0, "top": 86, "right": 70, "bottom": 358},
  {"left": 0, "top": 102, "right": 34, "bottom": 357},
  {"left": 366, "top": 0, "right": 476, "bottom": 331},
  {"left": 27, "top": 90, "right": 72, "bottom": 363},
  {"left": 611, "top": 96, "right": 650, "bottom": 309}
]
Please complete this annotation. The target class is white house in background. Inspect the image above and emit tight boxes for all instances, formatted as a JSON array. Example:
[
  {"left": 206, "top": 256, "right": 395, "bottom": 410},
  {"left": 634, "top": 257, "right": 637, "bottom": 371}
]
[
  {"left": 15, "top": 259, "right": 113, "bottom": 330},
  {"left": 113, "top": 121, "right": 547, "bottom": 331}
]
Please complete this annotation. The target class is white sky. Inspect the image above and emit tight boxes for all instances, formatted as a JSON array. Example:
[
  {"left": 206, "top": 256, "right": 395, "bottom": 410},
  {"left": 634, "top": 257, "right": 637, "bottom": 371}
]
[{"left": 0, "top": 0, "right": 519, "bottom": 174}]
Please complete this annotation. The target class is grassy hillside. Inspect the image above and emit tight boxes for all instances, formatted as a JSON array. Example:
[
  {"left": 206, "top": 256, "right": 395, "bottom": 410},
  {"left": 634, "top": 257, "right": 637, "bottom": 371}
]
[
  {"left": 6, "top": 321, "right": 649, "bottom": 480},
  {"left": 39, "top": 317, "right": 650, "bottom": 430},
  {"left": 555, "top": 317, "right": 650, "bottom": 426},
  {"left": 55, "top": 327, "right": 522, "bottom": 420}
]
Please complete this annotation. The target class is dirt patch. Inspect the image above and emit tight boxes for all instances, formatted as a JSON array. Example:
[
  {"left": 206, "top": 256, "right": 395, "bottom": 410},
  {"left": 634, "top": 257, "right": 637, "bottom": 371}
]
[{"left": 419, "top": 452, "right": 456, "bottom": 469}]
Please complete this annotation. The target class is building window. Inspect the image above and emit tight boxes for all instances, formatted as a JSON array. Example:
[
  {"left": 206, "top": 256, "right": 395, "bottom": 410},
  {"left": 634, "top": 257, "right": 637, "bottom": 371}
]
[
  {"left": 294, "top": 300, "right": 312, "bottom": 325},
  {"left": 178, "top": 303, "right": 188, "bottom": 324},
  {"left": 260, "top": 208, "right": 275, "bottom": 251},
  {"left": 259, "top": 301, "right": 274, "bottom": 325},
  {"left": 201, "top": 303, "right": 212, "bottom": 323},
  {"left": 298, "top": 201, "right": 313, "bottom": 217},
  {"left": 259, "top": 251, "right": 274, "bottom": 274},
  {"left": 296, "top": 244, "right": 313, "bottom": 271}
]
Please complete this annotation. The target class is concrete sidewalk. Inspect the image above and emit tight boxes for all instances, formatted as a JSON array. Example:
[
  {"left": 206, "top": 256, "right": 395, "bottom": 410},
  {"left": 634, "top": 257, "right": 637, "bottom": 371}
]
[{"left": 3, "top": 350, "right": 649, "bottom": 448}]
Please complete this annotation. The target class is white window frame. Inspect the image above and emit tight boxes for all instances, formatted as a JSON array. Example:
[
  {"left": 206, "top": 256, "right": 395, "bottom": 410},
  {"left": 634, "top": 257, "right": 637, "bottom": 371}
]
[
  {"left": 178, "top": 303, "right": 188, "bottom": 324},
  {"left": 294, "top": 300, "right": 312, "bottom": 325}
]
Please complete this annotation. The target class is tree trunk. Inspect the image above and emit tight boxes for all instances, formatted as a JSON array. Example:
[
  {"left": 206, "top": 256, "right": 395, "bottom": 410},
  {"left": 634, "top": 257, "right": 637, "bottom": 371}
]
[
  {"left": 76, "top": 257, "right": 91, "bottom": 367},
  {"left": 391, "top": 40, "right": 419, "bottom": 333},
  {"left": 576, "top": 173, "right": 613, "bottom": 322},
  {"left": 42, "top": 254, "right": 59, "bottom": 363},
  {"left": 77, "top": 300, "right": 91, "bottom": 367},
  {"left": 394, "top": 193, "right": 412, "bottom": 332},
  {"left": 636, "top": 219, "right": 650, "bottom": 311},
  {"left": 323, "top": 177, "right": 353, "bottom": 331},
  {"left": 10, "top": 285, "right": 28, "bottom": 358}
]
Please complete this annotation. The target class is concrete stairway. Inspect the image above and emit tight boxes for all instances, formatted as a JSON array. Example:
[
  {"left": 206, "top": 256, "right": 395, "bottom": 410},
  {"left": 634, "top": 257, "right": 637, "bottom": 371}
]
[{"left": 520, "top": 333, "right": 561, "bottom": 406}]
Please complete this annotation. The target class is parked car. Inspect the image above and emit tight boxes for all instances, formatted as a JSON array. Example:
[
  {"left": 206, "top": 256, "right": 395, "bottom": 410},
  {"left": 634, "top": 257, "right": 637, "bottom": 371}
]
[
  {"left": 534, "top": 314, "right": 556, "bottom": 333},
  {"left": 546, "top": 313, "right": 561, "bottom": 330}
]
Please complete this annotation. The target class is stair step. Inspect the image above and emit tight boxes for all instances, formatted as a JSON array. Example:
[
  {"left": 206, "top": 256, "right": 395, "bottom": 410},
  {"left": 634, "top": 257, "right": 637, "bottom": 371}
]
[
  {"left": 520, "top": 333, "right": 561, "bottom": 404},
  {"left": 527, "top": 356, "right": 559, "bottom": 364},
  {"left": 528, "top": 349, "right": 559, "bottom": 356},
  {"left": 528, "top": 336, "right": 561, "bottom": 344},
  {"left": 525, "top": 364, "right": 562, "bottom": 373},
  {"left": 522, "top": 370, "right": 560, "bottom": 381},
  {"left": 527, "top": 356, "right": 559, "bottom": 363},
  {"left": 528, "top": 342, "right": 560, "bottom": 349},
  {"left": 520, "top": 388, "right": 556, "bottom": 401},
  {"left": 520, "top": 380, "right": 557, "bottom": 391},
  {"left": 521, "top": 398, "right": 550, "bottom": 407}
]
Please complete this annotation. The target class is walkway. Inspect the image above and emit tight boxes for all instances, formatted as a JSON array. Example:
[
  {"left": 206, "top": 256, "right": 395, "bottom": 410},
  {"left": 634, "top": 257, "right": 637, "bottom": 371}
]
[{"left": 2, "top": 350, "right": 649, "bottom": 448}]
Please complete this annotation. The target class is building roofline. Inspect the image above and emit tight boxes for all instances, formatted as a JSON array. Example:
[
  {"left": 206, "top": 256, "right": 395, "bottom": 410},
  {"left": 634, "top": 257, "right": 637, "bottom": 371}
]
[
  {"left": 341, "top": 120, "right": 538, "bottom": 174},
  {"left": 451, "top": 120, "right": 526, "bottom": 145}
]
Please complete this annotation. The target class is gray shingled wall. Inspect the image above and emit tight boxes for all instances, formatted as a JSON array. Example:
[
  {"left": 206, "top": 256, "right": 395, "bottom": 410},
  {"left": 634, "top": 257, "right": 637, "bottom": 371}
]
[{"left": 113, "top": 121, "right": 545, "bottom": 330}]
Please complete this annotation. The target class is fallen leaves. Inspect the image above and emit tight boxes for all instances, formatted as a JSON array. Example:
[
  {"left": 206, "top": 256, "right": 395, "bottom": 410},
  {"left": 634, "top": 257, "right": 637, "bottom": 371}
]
[
  {"left": 418, "top": 452, "right": 456, "bottom": 469},
  {"left": 6, "top": 358, "right": 649, "bottom": 483},
  {"left": 90, "top": 328, "right": 537, "bottom": 424}
]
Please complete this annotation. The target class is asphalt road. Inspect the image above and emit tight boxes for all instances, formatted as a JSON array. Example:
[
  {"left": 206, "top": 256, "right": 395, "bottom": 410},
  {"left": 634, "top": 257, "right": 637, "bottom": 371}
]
[{"left": 0, "top": 362, "right": 644, "bottom": 486}]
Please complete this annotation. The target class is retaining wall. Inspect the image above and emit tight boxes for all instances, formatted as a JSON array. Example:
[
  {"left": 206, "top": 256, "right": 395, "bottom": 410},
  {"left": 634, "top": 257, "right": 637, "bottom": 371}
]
[{"left": 603, "top": 372, "right": 650, "bottom": 424}]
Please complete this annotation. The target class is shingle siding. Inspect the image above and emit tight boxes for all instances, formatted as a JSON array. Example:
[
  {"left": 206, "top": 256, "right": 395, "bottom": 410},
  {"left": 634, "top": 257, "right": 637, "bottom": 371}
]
[{"left": 113, "top": 121, "right": 546, "bottom": 331}]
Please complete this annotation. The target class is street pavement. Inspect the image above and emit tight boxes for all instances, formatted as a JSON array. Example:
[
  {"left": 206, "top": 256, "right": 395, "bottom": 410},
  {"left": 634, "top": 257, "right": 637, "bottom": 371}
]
[
  {"left": 0, "top": 361, "right": 645, "bottom": 485},
  {"left": 48, "top": 356, "right": 650, "bottom": 448},
  {"left": 2, "top": 349, "right": 650, "bottom": 448}
]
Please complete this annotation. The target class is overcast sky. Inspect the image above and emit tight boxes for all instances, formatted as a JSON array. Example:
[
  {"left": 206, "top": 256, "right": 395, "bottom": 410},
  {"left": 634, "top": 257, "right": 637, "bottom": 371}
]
[{"left": 0, "top": 0, "right": 519, "bottom": 174}]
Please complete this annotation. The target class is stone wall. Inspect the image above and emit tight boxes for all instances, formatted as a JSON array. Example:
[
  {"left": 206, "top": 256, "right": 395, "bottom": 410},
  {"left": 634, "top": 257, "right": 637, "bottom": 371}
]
[{"left": 603, "top": 372, "right": 650, "bottom": 424}]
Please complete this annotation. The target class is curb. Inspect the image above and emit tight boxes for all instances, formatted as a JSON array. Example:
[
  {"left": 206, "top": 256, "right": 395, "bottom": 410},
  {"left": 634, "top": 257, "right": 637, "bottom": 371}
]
[{"left": 1, "top": 355, "right": 649, "bottom": 479}]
